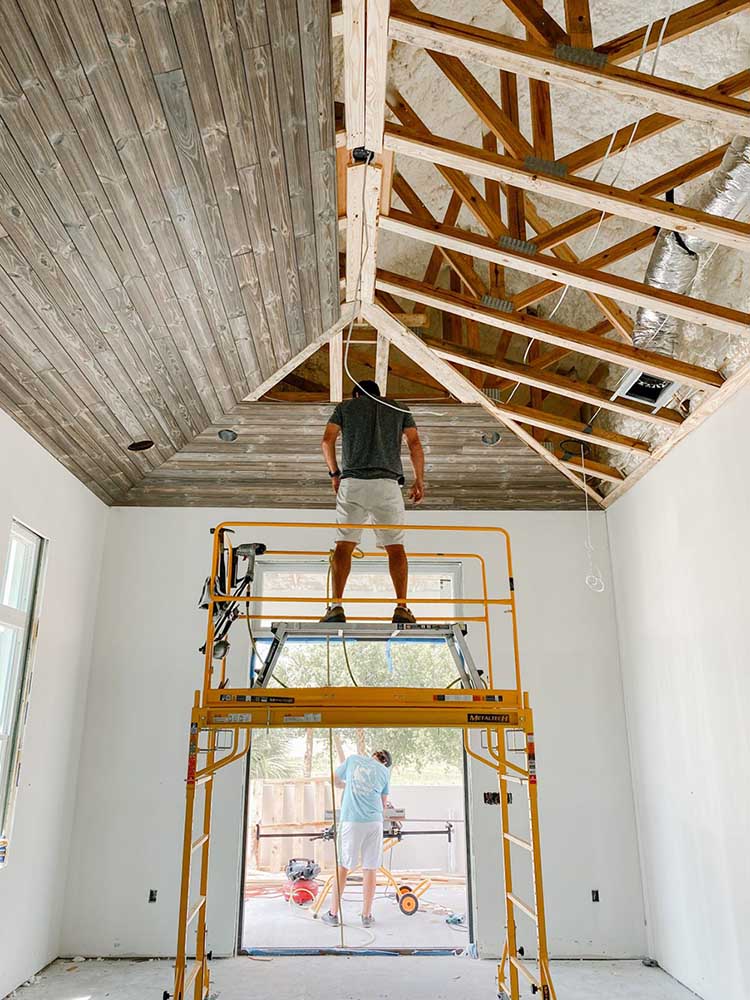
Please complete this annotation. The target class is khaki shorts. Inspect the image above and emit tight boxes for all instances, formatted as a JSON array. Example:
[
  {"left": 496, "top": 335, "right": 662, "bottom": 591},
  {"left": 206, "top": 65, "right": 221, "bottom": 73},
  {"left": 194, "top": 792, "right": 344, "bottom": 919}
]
[{"left": 335, "top": 478, "right": 405, "bottom": 548}]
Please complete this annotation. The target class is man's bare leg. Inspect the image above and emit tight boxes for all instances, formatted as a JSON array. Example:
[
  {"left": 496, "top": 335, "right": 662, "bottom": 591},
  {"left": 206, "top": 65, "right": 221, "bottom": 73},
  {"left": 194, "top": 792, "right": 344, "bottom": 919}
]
[
  {"left": 331, "top": 542, "right": 357, "bottom": 602},
  {"left": 328, "top": 865, "right": 350, "bottom": 917},
  {"left": 362, "top": 869, "right": 378, "bottom": 919},
  {"left": 385, "top": 544, "right": 408, "bottom": 605}
]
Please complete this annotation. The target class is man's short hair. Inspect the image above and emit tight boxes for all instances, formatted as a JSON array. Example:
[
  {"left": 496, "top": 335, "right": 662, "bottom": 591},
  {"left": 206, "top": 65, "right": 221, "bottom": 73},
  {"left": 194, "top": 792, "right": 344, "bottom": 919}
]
[
  {"left": 373, "top": 749, "right": 392, "bottom": 768},
  {"left": 352, "top": 379, "right": 381, "bottom": 398}
]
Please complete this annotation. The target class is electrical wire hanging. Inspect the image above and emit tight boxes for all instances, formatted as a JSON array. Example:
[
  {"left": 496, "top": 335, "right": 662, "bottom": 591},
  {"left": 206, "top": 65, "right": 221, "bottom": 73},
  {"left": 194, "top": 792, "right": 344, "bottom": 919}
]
[
  {"left": 546, "top": 4, "right": 675, "bottom": 324},
  {"left": 343, "top": 150, "right": 412, "bottom": 414},
  {"left": 580, "top": 446, "right": 605, "bottom": 593}
]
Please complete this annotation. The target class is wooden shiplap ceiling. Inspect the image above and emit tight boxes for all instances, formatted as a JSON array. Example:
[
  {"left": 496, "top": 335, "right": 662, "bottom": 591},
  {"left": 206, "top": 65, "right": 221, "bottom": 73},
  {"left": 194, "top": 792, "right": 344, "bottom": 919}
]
[
  {"left": 0, "top": 0, "right": 338, "bottom": 504},
  {"left": 121, "top": 402, "right": 586, "bottom": 509}
]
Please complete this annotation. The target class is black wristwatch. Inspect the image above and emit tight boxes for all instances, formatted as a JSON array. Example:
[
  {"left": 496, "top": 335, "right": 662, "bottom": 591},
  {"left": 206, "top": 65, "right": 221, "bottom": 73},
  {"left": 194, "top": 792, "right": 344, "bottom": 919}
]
[{"left": 328, "top": 469, "right": 342, "bottom": 478}]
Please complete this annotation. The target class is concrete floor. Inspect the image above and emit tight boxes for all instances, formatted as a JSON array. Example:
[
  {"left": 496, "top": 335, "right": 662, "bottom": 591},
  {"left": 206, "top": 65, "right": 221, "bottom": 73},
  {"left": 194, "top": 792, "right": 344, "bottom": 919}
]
[
  {"left": 10, "top": 958, "right": 699, "bottom": 1000},
  {"left": 242, "top": 883, "right": 468, "bottom": 950}
]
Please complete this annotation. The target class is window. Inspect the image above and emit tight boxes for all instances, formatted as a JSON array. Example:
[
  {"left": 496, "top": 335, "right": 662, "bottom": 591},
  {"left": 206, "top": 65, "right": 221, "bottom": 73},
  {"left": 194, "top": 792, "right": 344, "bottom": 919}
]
[
  {"left": 0, "top": 521, "right": 45, "bottom": 864},
  {"left": 254, "top": 558, "right": 461, "bottom": 623},
  {"left": 248, "top": 558, "right": 462, "bottom": 689}
]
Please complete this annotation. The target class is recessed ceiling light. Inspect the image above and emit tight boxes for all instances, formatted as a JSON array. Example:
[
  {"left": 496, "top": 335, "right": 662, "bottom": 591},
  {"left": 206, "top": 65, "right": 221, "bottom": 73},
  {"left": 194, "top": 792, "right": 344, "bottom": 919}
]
[
  {"left": 481, "top": 431, "right": 502, "bottom": 446},
  {"left": 218, "top": 429, "right": 238, "bottom": 442},
  {"left": 127, "top": 439, "right": 154, "bottom": 452}
]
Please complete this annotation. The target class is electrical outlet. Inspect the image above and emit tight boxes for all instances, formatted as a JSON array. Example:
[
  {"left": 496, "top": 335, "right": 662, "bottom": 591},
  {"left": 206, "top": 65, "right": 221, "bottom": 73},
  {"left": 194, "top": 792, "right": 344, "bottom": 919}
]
[
  {"left": 591, "top": 889, "right": 600, "bottom": 902},
  {"left": 149, "top": 889, "right": 158, "bottom": 903}
]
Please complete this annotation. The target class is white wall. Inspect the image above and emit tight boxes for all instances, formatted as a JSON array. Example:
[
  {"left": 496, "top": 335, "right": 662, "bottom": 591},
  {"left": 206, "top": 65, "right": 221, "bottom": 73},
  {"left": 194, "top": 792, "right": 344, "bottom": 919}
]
[
  {"left": 0, "top": 411, "right": 107, "bottom": 998},
  {"left": 61, "top": 507, "right": 645, "bottom": 961},
  {"left": 608, "top": 385, "right": 750, "bottom": 1000}
]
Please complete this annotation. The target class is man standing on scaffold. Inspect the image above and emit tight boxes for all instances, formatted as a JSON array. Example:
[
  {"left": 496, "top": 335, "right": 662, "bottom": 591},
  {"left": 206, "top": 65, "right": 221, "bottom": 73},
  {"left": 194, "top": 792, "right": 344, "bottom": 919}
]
[
  {"left": 322, "top": 748, "right": 393, "bottom": 929},
  {"left": 320, "top": 379, "right": 425, "bottom": 624}
]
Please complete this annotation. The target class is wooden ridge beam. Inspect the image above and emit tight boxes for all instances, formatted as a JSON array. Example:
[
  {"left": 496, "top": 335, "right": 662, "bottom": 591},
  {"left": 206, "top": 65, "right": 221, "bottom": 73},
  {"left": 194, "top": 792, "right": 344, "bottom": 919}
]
[
  {"left": 596, "top": 0, "right": 750, "bottom": 65},
  {"left": 560, "top": 70, "right": 750, "bottom": 174},
  {"left": 423, "top": 337, "right": 684, "bottom": 427},
  {"left": 379, "top": 210, "right": 750, "bottom": 339},
  {"left": 374, "top": 269, "right": 724, "bottom": 390},
  {"left": 366, "top": 300, "right": 605, "bottom": 504},
  {"left": 389, "top": 8, "right": 750, "bottom": 132},
  {"left": 384, "top": 123, "right": 750, "bottom": 252}
]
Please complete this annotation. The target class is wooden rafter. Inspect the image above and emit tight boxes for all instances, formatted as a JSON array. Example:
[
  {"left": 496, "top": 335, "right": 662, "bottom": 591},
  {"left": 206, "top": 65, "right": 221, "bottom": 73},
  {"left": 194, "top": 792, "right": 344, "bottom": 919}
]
[
  {"left": 560, "top": 69, "right": 750, "bottom": 173},
  {"left": 499, "top": 73, "right": 526, "bottom": 242},
  {"left": 563, "top": 0, "right": 593, "bottom": 48},
  {"left": 596, "top": 0, "right": 750, "bottom": 65},
  {"left": 379, "top": 210, "right": 750, "bottom": 338},
  {"left": 384, "top": 124, "right": 750, "bottom": 252},
  {"left": 497, "top": 0, "right": 569, "bottom": 47},
  {"left": 512, "top": 228, "right": 659, "bottom": 311},
  {"left": 389, "top": 8, "right": 750, "bottom": 131},
  {"left": 245, "top": 306, "right": 356, "bottom": 401},
  {"left": 374, "top": 270, "right": 724, "bottom": 390},
  {"left": 424, "top": 338, "right": 684, "bottom": 428},
  {"left": 534, "top": 145, "right": 729, "bottom": 252},
  {"left": 386, "top": 90, "right": 632, "bottom": 334},
  {"left": 365, "top": 300, "right": 605, "bottom": 504}
]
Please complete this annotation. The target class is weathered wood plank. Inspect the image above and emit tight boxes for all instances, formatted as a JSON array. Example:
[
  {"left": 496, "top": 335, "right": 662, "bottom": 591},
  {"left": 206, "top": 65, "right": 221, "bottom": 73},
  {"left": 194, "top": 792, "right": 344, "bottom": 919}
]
[
  {"left": 243, "top": 42, "right": 307, "bottom": 351},
  {"left": 233, "top": 250, "right": 280, "bottom": 377},
  {"left": 266, "top": 0, "right": 316, "bottom": 237},
  {"left": 237, "top": 164, "right": 292, "bottom": 364},
  {"left": 131, "top": 0, "right": 181, "bottom": 73},
  {"left": 165, "top": 0, "right": 252, "bottom": 255},
  {"left": 200, "top": 0, "right": 259, "bottom": 170},
  {"left": 235, "top": 0, "right": 270, "bottom": 49}
]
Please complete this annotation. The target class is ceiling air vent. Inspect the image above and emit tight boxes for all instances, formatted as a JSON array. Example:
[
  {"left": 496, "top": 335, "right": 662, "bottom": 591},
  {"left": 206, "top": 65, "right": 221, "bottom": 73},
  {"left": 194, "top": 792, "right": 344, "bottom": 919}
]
[{"left": 612, "top": 370, "right": 677, "bottom": 410}]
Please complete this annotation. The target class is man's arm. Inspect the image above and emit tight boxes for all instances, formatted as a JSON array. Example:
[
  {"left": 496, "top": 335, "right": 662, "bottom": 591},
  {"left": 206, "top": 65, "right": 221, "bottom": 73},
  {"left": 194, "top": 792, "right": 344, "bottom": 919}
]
[
  {"left": 321, "top": 422, "right": 342, "bottom": 494},
  {"left": 381, "top": 794, "right": 388, "bottom": 811},
  {"left": 404, "top": 426, "right": 425, "bottom": 503}
]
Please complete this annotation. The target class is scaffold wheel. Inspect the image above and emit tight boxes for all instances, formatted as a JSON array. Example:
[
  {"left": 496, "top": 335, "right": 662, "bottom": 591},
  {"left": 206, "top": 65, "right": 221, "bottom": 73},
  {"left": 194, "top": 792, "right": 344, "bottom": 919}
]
[{"left": 398, "top": 891, "right": 419, "bottom": 915}]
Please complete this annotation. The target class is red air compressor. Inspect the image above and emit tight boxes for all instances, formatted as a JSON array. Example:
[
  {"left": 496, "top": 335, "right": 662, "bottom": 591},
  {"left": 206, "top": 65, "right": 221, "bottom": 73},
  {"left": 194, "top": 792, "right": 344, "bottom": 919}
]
[{"left": 283, "top": 858, "right": 320, "bottom": 906}]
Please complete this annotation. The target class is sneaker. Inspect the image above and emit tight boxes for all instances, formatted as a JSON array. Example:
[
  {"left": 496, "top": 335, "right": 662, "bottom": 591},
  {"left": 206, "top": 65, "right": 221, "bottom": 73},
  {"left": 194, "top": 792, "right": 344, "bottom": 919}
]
[
  {"left": 361, "top": 914, "right": 375, "bottom": 928},
  {"left": 392, "top": 605, "right": 416, "bottom": 625},
  {"left": 321, "top": 910, "right": 340, "bottom": 927},
  {"left": 319, "top": 605, "right": 346, "bottom": 624}
]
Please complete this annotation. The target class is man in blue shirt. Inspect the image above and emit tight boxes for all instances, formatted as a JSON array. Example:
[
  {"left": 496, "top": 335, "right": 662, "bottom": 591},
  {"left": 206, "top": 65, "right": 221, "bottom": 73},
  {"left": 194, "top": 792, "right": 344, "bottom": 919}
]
[{"left": 322, "top": 748, "right": 392, "bottom": 928}]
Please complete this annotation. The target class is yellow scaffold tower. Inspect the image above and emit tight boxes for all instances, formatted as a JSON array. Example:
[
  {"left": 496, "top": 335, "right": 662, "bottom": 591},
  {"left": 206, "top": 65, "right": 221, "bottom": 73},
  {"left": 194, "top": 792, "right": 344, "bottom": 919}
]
[{"left": 167, "top": 522, "right": 557, "bottom": 1000}]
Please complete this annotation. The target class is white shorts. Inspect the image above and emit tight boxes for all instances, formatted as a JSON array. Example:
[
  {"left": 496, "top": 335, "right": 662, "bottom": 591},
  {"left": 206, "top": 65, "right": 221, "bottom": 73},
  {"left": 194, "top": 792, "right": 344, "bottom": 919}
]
[
  {"left": 335, "top": 478, "right": 405, "bottom": 548},
  {"left": 339, "top": 820, "right": 383, "bottom": 870}
]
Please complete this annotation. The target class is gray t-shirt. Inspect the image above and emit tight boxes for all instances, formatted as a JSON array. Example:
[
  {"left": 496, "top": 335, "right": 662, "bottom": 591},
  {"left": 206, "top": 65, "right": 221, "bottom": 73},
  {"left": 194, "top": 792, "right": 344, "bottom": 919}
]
[{"left": 329, "top": 396, "right": 416, "bottom": 481}]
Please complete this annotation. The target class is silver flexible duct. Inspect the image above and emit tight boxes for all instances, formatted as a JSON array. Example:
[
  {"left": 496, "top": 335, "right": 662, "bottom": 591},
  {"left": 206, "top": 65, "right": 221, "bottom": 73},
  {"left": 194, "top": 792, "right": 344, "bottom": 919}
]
[{"left": 633, "top": 135, "right": 750, "bottom": 357}]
